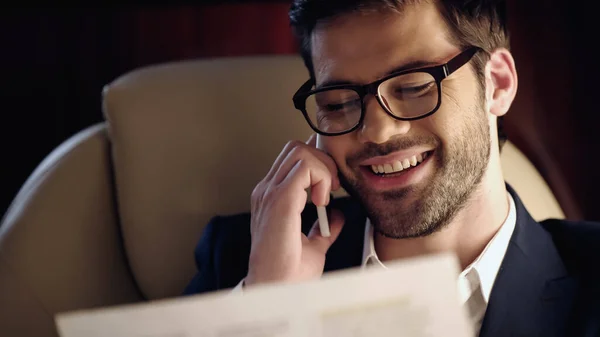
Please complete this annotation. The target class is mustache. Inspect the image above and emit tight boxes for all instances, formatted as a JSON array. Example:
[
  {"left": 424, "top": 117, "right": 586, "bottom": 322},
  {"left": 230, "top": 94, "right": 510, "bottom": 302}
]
[{"left": 346, "top": 135, "right": 440, "bottom": 166}]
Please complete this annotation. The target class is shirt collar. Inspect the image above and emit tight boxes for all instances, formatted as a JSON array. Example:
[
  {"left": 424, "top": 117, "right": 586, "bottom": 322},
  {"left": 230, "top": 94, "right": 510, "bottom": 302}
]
[
  {"left": 361, "top": 192, "right": 517, "bottom": 303},
  {"left": 362, "top": 218, "right": 387, "bottom": 269}
]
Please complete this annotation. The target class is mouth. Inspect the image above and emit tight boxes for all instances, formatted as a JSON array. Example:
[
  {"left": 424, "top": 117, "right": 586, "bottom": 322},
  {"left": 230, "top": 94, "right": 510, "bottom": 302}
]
[
  {"left": 357, "top": 150, "right": 435, "bottom": 191},
  {"left": 364, "top": 151, "right": 433, "bottom": 177}
]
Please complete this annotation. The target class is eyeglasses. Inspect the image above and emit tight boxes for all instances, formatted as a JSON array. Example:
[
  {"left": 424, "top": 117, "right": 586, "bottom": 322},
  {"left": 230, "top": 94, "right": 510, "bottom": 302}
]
[{"left": 292, "top": 47, "right": 482, "bottom": 136}]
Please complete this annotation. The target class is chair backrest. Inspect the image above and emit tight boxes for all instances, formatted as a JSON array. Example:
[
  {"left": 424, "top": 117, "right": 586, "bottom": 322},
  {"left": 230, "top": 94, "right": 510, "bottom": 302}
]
[
  {"left": 102, "top": 54, "right": 565, "bottom": 300},
  {"left": 102, "top": 55, "right": 316, "bottom": 299}
]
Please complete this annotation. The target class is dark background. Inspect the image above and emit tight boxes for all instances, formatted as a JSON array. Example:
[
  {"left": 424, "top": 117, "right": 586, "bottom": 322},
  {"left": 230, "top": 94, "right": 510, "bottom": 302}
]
[{"left": 1, "top": 1, "right": 599, "bottom": 221}]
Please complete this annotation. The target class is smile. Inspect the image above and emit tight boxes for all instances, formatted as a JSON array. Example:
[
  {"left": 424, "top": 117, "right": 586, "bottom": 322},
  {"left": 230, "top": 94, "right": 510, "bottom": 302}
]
[
  {"left": 357, "top": 148, "right": 435, "bottom": 190},
  {"left": 369, "top": 151, "right": 431, "bottom": 176}
]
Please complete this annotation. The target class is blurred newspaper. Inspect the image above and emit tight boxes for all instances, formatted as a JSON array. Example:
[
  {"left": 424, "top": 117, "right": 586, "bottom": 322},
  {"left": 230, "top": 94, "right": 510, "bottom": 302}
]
[{"left": 55, "top": 252, "right": 473, "bottom": 337}]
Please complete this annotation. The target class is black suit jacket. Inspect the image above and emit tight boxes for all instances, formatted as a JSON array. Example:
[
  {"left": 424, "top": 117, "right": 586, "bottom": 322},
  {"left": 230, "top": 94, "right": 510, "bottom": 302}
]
[{"left": 184, "top": 185, "right": 600, "bottom": 336}]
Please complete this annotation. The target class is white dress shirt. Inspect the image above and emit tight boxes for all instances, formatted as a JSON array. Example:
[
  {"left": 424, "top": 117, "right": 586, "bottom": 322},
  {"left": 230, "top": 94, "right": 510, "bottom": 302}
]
[{"left": 234, "top": 194, "right": 517, "bottom": 334}]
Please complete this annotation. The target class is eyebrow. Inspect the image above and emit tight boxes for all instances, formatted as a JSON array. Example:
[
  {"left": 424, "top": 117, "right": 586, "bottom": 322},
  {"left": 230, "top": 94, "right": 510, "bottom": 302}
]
[{"left": 316, "top": 59, "right": 440, "bottom": 89}]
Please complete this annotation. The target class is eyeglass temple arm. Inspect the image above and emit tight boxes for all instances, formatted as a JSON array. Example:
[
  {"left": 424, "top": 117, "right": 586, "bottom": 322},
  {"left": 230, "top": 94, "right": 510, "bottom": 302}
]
[
  {"left": 293, "top": 78, "right": 316, "bottom": 109},
  {"left": 300, "top": 78, "right": 315, "bottom": 92},
  {"left": 445, "top": 47, "right": 481, "bottom": 76}
]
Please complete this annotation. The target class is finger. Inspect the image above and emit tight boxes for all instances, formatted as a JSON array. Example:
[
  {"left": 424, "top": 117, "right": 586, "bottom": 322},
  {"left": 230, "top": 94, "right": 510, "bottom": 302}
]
[
  {"left": 264, "top": 138, "right": 329, "bottom": 183},
  {"left": 309, "top": 136, "right": 341, "bottom": 190},
  {"left": 273, "top": 146, "right": 340, "bottom": 190},
  {"left": 307, "top": 209, "right": 345, "bottom": 254},
  {"left": 264, "top": 140, "right": 302, "bottom": 182},
  {"left": 280, "top": 157, "right": 332, "bottom": 207},
  {"left": 310, "top": 178, "right": 331, "bottom": 206}
]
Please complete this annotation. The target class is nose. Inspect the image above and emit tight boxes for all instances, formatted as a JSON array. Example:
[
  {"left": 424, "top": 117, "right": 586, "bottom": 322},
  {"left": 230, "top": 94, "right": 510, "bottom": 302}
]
[{"left": 358, "top": 95, "right": 411, "bottom": 144}]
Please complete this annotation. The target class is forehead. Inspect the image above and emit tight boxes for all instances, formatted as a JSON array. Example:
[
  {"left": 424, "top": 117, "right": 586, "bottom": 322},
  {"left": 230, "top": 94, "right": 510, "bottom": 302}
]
[{"left": 310, "top": 1, "right": 459, "bottom": 86}]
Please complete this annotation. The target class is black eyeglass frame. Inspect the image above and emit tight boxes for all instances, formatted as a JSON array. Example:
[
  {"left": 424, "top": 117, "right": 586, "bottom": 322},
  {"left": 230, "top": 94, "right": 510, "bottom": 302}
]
[{"left": 292, "top": 47, "right": 482, "bottom": 136}]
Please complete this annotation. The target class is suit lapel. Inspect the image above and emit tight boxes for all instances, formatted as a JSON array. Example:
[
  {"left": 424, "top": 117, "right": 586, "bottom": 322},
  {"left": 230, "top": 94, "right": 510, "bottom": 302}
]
[{"left": 478, "top": 186, "right": 577, "bottom": 337}]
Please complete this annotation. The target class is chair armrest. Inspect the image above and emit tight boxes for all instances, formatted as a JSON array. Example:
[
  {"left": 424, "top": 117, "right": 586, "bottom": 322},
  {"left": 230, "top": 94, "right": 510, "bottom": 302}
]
[{"left": 0, "top": 123, "right": 143, "bottom": 337}]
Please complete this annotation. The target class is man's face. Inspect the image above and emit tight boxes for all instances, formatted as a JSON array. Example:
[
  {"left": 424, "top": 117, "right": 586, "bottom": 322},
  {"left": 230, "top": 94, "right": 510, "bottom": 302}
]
[{"left": 311, "top": 3, "right": 492, "bottom": 238}]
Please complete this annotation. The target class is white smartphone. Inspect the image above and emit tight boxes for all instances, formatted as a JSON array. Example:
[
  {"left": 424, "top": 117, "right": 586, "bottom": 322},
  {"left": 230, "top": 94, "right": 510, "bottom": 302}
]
[{"left": 315, "top": 136, "right": 331, "bottom": 237}]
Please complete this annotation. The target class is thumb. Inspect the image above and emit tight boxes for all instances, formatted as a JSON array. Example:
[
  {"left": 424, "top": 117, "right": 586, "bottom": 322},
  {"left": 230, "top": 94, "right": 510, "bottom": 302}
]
[{"left": 307, "top": 208, "right": 345, "bottom": 254}]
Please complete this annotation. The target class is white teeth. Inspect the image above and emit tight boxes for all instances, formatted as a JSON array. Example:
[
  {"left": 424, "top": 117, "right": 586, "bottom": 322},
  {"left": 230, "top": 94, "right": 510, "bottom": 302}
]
[{"left": 370, "top": 152, "right": 430, "bottom": 175}]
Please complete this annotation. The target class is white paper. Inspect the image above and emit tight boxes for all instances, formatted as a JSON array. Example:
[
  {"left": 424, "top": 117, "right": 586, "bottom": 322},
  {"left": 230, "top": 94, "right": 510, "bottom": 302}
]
[{"left": 55, "top": 253, "right": 473, "bottom": 337}]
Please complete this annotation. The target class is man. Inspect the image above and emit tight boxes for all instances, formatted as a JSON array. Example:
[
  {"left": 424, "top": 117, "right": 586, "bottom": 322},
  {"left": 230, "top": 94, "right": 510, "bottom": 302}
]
[{"left": 184, "top": 0, "right": 600, "bottom": 336}]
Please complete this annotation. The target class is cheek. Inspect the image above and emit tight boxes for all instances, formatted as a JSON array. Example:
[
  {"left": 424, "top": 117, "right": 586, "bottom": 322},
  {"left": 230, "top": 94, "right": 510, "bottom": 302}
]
[
  {"left": 323, "top": 137, "right": 354, "bottom": 170},
  {"left": 422, "top": 85, "right": 484, "bottom": 146},
  {"left": 415, "top": 111, "right": 452, "bottom": 145}
]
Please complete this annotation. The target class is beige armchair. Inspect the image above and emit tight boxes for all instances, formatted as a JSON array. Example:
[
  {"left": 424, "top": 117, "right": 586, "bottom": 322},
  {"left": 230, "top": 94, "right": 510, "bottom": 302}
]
[{"left": 0, "top": 55, "right": 565, "bottom": 337}]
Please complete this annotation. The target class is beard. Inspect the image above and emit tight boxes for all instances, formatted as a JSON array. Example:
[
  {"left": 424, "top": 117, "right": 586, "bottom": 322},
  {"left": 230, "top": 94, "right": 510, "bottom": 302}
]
[{"left": 339, "top": 104, "right": 491, "bottom": 239}]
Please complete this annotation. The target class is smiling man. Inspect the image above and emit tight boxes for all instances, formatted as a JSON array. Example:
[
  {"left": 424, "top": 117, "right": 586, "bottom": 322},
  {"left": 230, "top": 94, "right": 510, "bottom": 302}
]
[{"left": 184, "top": 1, "right": 600, "bottom": 336}]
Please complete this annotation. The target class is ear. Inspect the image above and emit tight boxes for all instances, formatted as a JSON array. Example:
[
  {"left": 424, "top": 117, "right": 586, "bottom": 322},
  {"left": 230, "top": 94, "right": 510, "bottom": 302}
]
[{"left": 485, "top": 48, "right": 518, "bottom": 117}]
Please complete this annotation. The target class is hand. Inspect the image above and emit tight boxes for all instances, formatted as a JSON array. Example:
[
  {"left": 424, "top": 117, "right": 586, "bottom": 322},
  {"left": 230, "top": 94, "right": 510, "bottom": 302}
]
[{"left": 245, "top": 134, "right": 346, "bottom": 286}]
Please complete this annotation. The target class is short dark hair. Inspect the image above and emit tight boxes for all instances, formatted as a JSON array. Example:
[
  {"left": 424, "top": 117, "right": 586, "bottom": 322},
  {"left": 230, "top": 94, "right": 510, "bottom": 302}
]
[{"left": 289, "top": 0, "right": 510, "bottom": 150}]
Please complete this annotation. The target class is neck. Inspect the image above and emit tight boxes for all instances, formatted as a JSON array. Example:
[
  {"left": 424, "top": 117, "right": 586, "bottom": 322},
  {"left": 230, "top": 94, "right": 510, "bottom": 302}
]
[{"left": 374, "top": 153, "right": 510, "bottom": 270}]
